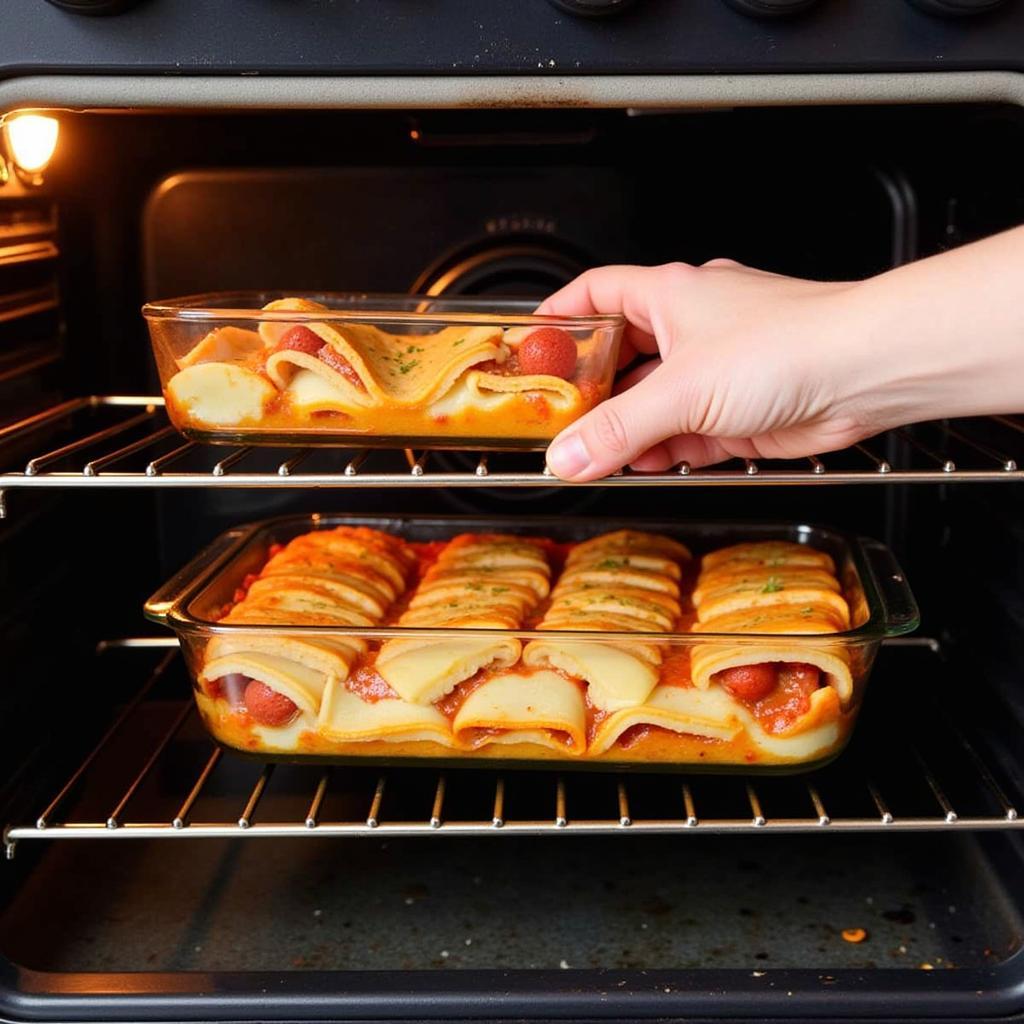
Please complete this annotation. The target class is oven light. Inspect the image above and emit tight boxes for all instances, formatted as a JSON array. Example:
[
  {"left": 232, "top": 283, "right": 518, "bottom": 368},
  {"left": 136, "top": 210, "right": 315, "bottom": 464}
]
[{"left": 4, "top": 114, "right": 59, "bottom": 180}]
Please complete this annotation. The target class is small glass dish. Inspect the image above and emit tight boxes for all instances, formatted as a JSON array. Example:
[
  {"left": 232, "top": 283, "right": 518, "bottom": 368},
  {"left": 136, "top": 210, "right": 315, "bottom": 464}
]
[
  {"left": 144, "top": 515, "right": 919, "bottom": 774},
  {"left": 142, "top": 292, "right": 623, "bottom": 449}
]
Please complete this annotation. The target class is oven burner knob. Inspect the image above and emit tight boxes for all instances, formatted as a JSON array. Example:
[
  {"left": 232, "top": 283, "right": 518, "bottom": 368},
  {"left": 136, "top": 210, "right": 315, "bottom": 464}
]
[
  {"left": 725, "top": 0, "right": 819, "bottom": 15},
  {"left": 906, "top": 0, "right": 1005, "bottom": 13},
  {"left": 547, "top": 0, "right": 638, "bottom": 16},
  {"left": 45, "top": 0, "right": 142, "bottom": 11}
]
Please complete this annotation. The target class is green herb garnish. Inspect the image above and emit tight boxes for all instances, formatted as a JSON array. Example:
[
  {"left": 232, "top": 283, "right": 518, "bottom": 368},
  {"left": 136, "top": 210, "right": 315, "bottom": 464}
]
[
  {"left": 595, "top": 558, "right": 624, "bottom": 570},
  {"left": 761, "top": 575, "right": 784, "bottom": 594}
]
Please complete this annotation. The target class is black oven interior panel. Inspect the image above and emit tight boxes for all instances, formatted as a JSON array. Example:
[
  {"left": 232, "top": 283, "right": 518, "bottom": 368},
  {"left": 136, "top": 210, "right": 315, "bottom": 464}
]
[{"left": 4, "top": 0, "right": 1024, "bottom": 76}]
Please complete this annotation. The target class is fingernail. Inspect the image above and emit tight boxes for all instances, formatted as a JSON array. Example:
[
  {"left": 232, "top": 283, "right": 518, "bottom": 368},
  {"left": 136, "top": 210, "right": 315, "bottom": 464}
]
[{"left": 546, "top": 433, "right": 591, "bottom": 478}]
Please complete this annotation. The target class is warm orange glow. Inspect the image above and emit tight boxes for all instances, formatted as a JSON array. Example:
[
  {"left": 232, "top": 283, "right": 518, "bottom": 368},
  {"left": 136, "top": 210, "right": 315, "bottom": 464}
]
[{"left": 5, "top": 114, "right": 59, "bottom": 174}]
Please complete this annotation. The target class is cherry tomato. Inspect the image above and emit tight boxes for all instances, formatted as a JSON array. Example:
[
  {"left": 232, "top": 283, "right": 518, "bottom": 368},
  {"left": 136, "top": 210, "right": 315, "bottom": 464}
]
[
  {"left": 517, "top": 327, "right": 578, "bottom": 379},
  {"left": 244, "top": 679, "right": 299, "bottom": 727},
  {"left": 274, "top": 325, "right": 323, "bottom": 356},
  {"left": 713, "top": 663, "right": 778, "bottom": 701},
  {"left": 318, "top": 344, "right": 367, "bottom": 391}
]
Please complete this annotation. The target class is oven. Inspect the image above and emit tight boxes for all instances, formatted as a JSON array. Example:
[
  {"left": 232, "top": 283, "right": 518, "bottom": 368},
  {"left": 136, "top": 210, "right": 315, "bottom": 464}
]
[{"left": 2, "top": 1, "right": 1024, "bottom": 1021}]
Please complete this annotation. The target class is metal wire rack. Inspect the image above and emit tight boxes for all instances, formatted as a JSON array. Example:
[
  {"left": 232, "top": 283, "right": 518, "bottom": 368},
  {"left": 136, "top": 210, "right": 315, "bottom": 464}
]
[
  {"left": 4, "top": 638, "right": 1020, "bottom": 857},
  {"left": 1, "top": 397, "right": 1024, "bottom": 515}
]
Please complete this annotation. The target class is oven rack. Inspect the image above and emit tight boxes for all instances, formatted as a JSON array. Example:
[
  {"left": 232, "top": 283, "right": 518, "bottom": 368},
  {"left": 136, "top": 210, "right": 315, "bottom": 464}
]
[
  {"left": 4, "top": 638, "right": 1021, "bottom": 857},
  {"left": 2, "top": 397, "right": 1024, "bottom": 513}
]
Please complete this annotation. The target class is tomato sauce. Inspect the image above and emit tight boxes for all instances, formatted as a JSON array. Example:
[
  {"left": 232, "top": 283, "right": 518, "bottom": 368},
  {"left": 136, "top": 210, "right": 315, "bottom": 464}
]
[{"left": 344, "top": 662, "right": 400, "bottom": 704}]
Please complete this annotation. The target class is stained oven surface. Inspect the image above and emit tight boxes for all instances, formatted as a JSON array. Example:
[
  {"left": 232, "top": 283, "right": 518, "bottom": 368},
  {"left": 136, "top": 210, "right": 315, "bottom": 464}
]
[{"left": 2, "top": 3, "right": 1024, "bottom": 1022}]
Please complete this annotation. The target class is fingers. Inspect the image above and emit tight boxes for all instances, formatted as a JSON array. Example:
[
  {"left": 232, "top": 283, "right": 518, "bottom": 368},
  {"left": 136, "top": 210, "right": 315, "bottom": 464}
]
[
  {"left": 546, "top": 362, "right": 685, "bottom": 481},
  {"left": 536, "top": 265, "right": 664, "bottom": 356}
]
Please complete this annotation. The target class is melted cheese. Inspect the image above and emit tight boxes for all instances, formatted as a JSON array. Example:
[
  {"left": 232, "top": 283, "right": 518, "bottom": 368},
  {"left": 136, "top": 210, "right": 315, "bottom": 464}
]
[
  {"left": 589, "top": 685, "right": 743, "bottom": 754},
  {"left": 176, "top": 326, "right": 266, "bottom": 370},
  {"left": 259, "top": 297, "right": 507, "bottom": 408},
  {"left": 376, "top": 638, "right": 522, "bottom": 705},
  {"left": 452, "top": 670, "right": 586, "bottom": 754},
  {"left": 522, "top": 641, "right": 659, "bottom": 713},
  {"left": 318, "top": 679, "right": 455, "bottom": 745}
]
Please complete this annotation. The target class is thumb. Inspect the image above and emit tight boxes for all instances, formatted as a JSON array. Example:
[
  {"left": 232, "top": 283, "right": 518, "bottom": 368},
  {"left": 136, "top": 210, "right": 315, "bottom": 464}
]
[{"left": 545, "top": 363, "right": 683, "bottom": 481}]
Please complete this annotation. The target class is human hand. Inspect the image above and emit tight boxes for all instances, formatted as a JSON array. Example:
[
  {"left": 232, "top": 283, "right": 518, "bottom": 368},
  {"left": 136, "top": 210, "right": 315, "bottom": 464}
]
[
  {"left": 539, "top": 230, "right": 1024, "bottom": 481},
  {"left": 538, "top": 260, "right": 870, "bottom": 481}
]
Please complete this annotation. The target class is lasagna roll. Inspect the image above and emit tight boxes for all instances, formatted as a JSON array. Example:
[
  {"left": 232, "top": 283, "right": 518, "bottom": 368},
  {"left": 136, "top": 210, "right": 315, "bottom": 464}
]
[
  {"left": 199, "top": 526, "right": 415, "bottom": 736},
  {"left": 690, "top": 541, "right": 853, "bottom": 745},
  {"left": 522, "top": 530, "right": 690, "bottom": 712},
  {"left": 374, "top": 534, "right": 552, "bottom": 705}
]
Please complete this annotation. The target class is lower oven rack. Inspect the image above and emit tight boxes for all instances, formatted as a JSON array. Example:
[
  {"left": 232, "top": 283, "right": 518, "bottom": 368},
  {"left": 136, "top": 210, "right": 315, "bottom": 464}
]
[
  {"left": 4, "top": 638, "right": 1021, "bottom": 858},
  {"left": 1, "top": 397, "right": 1024, "bottom": 516}
]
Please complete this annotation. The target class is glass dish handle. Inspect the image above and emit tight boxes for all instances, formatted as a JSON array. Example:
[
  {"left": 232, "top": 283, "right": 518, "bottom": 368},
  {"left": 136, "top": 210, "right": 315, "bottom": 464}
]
[
  {"left": 859, "top": 536, "right": 921, "bottom": 636},
  {"left": 144, "top": 527, "right": 251, "bottom": 623}
]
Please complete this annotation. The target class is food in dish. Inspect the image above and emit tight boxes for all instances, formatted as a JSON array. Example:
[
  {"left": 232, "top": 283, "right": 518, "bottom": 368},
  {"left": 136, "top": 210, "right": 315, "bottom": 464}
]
[
  {"left": 157, "top": 297, "right": 617, "bottom": 443},
  {"left": 189, "top": 527, "right": 860, "bottom": 766}
]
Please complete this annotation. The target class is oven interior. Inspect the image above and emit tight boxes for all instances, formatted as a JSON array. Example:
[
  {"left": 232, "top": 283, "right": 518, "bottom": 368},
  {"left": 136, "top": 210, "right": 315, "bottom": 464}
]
[{"left": 1, "top": 103, "right": 1024, "bottom": 1020}]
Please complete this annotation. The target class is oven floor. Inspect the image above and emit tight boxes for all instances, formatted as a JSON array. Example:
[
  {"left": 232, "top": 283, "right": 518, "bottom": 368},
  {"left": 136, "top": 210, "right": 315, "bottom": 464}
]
[{"left": 1, "top": 833, "right": 1017, "bottom": 973}]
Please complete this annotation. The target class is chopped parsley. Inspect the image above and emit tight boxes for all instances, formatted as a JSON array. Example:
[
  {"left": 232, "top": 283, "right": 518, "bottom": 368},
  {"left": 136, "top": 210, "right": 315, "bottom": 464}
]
[
  {"left": 406, "top": 344, "right": 424, "bottom": 354},
  {"left": 466, "top": 582, "right": 483, "bottom": 591},
  {"left": 595, "top": 558, "right": 624, "bottom": 570},
  {"left": 452, "top": 337, "right": 466, "bottom": 347},
  {"left": 761, "top": 575, "right": 785, "bottom": 594},
  {"left": 800, "top": 606, "right": 815, "bottom": 617},
  {"left": 397, "top": 358, "right": 420, "bottom": 375},
  {"left": 491, "top": 586, "right": 509, "bottom": 595}
]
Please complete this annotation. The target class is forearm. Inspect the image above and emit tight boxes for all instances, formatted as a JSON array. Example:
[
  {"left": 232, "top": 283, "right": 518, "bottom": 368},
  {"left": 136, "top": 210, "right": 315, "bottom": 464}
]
[{"left": 837, "top": 225, "right": 1024, "bottom": 429}]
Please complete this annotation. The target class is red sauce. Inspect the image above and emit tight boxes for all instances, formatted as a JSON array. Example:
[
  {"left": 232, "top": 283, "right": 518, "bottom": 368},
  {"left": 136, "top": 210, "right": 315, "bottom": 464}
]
[
  {"left": 617, "top": 724, "right": 678, "bottom": 749},
  {"left": 747, "top": 663, "right": 820, "bottom": 734},
  {"left": 344, "top": 662, "right": 400, "bottom": 704},
  {"left": 524, "top": 392, "right": 552, "bottom": 421},
  {"left": 659, "top": 648, "right": 694, "bottom": 688}
]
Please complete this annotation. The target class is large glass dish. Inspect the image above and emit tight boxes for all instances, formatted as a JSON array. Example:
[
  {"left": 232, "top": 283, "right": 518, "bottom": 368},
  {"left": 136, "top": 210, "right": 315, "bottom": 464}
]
[{"left": 145, "top": 516, "right": 919, "bottom": 773}]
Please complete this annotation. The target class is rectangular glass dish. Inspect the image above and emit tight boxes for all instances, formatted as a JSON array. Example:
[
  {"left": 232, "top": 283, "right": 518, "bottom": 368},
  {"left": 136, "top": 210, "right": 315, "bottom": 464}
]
[
  {"left": 144, "top": 515, "right": 919, "bottom": 773},
  {"left": 142, "top": 292, "right": 623, "bottom": 449}
]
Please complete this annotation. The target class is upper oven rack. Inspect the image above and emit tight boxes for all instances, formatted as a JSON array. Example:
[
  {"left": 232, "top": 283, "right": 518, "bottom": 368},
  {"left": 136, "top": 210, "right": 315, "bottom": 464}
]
[
  {"left": 4, "top": 638, "right": 1021, "bottom": 858},
  {"left": 1, "top": 396, "right": 1023, "bottom": 516}
]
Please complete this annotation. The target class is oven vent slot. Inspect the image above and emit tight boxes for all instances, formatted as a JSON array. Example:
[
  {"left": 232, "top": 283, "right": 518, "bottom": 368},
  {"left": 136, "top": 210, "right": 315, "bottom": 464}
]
[
  {"left": 4, "top": 639, "right": 1021, "bottom": 858},
  {"left": 1, "top": 398, "right": 1024, "bottom": 515}
]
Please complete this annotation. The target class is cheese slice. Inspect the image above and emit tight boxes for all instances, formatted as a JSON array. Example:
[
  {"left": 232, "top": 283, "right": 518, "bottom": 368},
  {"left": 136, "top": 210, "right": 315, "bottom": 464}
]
[
  {"left": 166, "top": 362, "right": 276, "bottom": 427},
  {"left": 318, "top": 679, "right": 455, "bottom": 745},
  {"left": 568, "top": 529, "right": 691, "bottom": 569},
  {"left": 452, "top": 670, "right": 586, "bottom": 754},
  {"left": 589, "top": 685, "right": 743, "bottom": 754},
  {"left": 556, "top": 565, "right": 680, "bottom": 598},
  {"left": 247, "top": 572, "right": 386, "bottom": 619},
  {"left": 201, "top": 651, "right": 328, "bottom": 717},
  {"left": 700, "top": 541, "right": 835, "bottom": 574},
  {"left": 693, "top": 566, "right": 841, "bottom": 608},
  {"left": 696, "top": 584, "right": 850, "bottom": 627},
  {"left": 176, "top": 325, "right": 267, "bottom": 370},
  {"left": 375, "top": 638, "right": 522, "bottom": 705},
  {"left": 522, "top": 640, "right": 660, "bottom": 712},
  {"left": 205, "top": 634, "right": 358, "bottom": 680}
]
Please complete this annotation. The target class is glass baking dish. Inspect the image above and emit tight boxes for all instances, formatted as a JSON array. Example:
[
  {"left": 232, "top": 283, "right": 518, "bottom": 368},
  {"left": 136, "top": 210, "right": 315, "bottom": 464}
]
[
  {"left": 144, "top": 515, "right": 919, "bottom": 774},
  {"left": 142, "top": 292, "right": 623, "bottom": 449}
]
